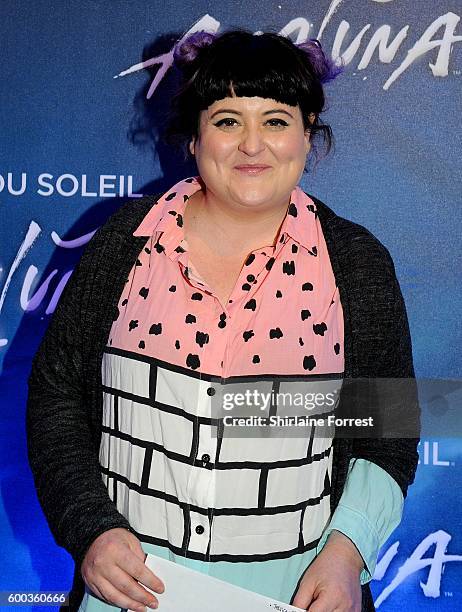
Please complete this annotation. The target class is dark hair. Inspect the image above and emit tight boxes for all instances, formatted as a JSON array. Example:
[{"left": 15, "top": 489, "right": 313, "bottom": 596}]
[{"left": 163, "top": 28, "right": 344, "bottom": 172}]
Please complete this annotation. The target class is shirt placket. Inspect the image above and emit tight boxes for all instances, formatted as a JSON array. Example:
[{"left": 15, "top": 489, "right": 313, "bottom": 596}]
[
  {"left": 173, "top": 232, "right": 291, "bottom": 559},
  {"left": 185, "top": 236, "right": 292, "bottom": 560},
  {"left": 185, "top": 377, "right": 217, "bottom": 558}
]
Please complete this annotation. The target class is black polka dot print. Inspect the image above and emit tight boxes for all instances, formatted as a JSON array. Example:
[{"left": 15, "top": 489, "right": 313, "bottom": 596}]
[
  {"left": 282, "top": 261, "right": 295, "bottom": 275},
  {"left": 288, "top": 203, "right": 297, "bottom": 217},
  {"left": 269, "top": 327, "right": 283, "bottom": 339},
  {"left": 149, "top": 323, "right": 162, "bottom": 335},
  {"left": 303, "top": 355, "right": 317, "bottom": 370},
  {"left": 186, "top": 353, "right": 200, "bottom": 369},
  {"left": 196, "top": 331, "right": 209, "bottom": 347},
  {"left": 245, "top": 254, "right": 255, "bottom": 265},
  {"left": 313, "top": 322, "right": 328, "bottom": 336}
]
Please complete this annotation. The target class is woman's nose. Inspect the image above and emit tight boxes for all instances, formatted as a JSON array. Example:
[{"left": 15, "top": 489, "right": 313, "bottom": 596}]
[{"left": 237, "top": 127, "right": 266, "bottom": 155}]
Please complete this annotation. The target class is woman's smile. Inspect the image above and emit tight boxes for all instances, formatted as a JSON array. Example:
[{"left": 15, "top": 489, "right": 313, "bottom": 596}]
[{"left": 233, "top": 164, "right": 272, "bottom": 175}]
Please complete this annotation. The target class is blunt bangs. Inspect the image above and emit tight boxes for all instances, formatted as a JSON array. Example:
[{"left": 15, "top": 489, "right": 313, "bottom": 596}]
[{"left": 192, "top": 33, "right": 317, "bottom": 111}]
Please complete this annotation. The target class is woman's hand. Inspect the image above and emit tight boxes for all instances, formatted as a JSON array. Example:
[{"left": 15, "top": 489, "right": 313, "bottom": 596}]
[
  {"left": 80, "top": 527, "right": 165, "bottom": 612},
  {"left": 291, "top": 530, "right": 363, "bottom": 611}
]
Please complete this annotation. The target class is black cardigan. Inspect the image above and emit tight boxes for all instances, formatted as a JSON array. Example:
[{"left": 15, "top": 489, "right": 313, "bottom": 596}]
[{"left": 26, "top": 191, "right": 420, "bottom": 611}]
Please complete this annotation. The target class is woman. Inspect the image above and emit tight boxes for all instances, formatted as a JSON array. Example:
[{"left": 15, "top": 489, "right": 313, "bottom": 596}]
[{"left": 26, "top": 30, "right": 419, "bottom": 612}]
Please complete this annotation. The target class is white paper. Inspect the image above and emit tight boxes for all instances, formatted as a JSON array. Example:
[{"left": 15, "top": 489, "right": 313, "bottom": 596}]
[{"left": 129, "top": 553, "right": 304, "bottom": 612}]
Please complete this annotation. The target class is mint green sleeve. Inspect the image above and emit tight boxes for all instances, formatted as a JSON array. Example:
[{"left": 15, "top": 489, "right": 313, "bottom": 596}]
[{"left": 315, "top": 457, "right": 404, "bottom": 585}]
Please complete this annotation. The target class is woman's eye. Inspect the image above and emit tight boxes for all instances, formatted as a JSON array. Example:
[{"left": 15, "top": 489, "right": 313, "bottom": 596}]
[
  {"left": 266, "top": 118, "right": 289, "bottom": 127},
  {"left": 214, "top": 118, "right": 238, "bottom": 127}
]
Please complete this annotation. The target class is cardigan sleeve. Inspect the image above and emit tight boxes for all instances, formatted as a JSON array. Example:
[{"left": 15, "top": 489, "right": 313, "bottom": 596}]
[
  {"left": 26, "top": 226, "right": 134, "bottom": 571},
  {"left": 350, "top": 255, "right": 421, "bottom": 499},
  {"left": 315, "top": 457, "right": 404, "bottom": 585}
]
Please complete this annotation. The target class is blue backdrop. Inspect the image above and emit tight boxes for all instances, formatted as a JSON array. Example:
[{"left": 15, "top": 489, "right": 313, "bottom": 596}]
[{"left": 1, "top": 1, "right": 461, "bottom": 609}]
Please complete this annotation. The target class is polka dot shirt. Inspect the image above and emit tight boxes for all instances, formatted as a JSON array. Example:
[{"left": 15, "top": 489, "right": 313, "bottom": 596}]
[{"left": 109, "top": 175, "right": 344, "bottom": 378}]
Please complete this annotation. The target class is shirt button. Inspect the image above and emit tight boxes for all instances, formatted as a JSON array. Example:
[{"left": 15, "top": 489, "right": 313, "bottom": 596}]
[
  {"left": 207, "top": 387, "right": 216, "bottom": 396},
  {"left": 195, "top": 525, "right": 205, "bottom": 535},
  {"left": 201, "top": 453, "right": 211, "bottom": 463},
  {"left": 246, "top": 274, "right": 256, "bottom": 282}
]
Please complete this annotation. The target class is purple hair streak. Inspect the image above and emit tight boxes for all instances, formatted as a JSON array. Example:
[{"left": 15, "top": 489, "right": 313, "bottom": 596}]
[
  {"left": 295, "top": 38, "right": 344, "bottom": 84},
  {"left": 172, "top": 31, "right": 217, "bottom": 68}
]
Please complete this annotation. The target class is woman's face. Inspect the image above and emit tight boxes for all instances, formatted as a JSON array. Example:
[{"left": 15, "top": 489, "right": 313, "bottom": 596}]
[{"left": 189, "top": 94, "right": 314, "bottom": 211}]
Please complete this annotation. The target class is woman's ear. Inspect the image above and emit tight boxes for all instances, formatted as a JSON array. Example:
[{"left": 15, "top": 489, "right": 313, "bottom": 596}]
[
  {"left": 189, "top": 137, "right": 196, "bottom": 156},
  {"left": 305, "top": 112, "right": 316, "bottom": 132},
  {"left": 304, "top": 113, "right": 316, "bottom": 149}
]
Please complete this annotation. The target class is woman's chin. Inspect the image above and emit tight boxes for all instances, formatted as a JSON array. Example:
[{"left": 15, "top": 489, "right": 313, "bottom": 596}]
[
  {"left": 228, "top": 185, "right": 278, "bottom": 207},
  {"left": 232, "top": 195, "right": 276, "bottom": 209}
]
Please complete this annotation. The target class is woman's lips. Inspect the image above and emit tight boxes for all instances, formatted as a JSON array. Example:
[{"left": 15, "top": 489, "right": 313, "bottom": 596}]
[{"left": 233, "top": 165, "right": 271, "bottom": 175}]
